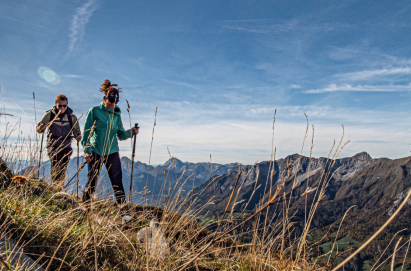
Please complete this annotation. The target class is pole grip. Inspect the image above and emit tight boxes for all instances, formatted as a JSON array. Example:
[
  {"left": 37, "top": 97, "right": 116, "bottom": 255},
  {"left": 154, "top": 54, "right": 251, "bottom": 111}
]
[{"left": 133, "top": 123, "right": 139, "bottom": 137}]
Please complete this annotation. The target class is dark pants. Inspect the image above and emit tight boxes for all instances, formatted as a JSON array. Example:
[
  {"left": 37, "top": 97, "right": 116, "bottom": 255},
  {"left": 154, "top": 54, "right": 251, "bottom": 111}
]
[
  {"left": 82, "top": 152, "right": 126, "bottom": 204},
  {"left": 48, "top": 147, "right": 72, "bottom": 184}
]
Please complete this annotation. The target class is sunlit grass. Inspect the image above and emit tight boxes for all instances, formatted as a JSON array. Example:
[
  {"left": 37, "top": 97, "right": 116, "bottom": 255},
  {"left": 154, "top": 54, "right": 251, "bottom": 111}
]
[{"left": 0, "top": 109, "right": 410, "bottom": 271}]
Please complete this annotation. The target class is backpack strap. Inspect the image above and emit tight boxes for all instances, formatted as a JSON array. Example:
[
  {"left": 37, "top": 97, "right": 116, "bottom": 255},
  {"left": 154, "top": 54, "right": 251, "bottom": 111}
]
[
  {"left": 49, "top": 109, "right": 55, "bottom": 124},
  {"left": 68, "top": 113, "right": 73, "bottom": 131},
  {"left": 46, "top": 109, "right": 54, "bottom": 138}
]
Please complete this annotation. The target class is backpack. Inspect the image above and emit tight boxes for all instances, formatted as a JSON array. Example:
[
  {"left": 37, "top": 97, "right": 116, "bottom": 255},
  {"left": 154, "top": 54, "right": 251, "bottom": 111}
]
[{"left": 48, "top": 109, "right": 74, "bottom": 139}]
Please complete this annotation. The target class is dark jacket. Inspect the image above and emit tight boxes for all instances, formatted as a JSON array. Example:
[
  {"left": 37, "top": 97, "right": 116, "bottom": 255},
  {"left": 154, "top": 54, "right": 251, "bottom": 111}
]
[{"left": 37, "top": 106, "right": 81, "bottom": 152}]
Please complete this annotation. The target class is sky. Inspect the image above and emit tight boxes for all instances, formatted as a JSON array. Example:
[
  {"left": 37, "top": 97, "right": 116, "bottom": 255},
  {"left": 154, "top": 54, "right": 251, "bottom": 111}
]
[{"left": 1, "top": 0, "right": 411, "bottom": 165}]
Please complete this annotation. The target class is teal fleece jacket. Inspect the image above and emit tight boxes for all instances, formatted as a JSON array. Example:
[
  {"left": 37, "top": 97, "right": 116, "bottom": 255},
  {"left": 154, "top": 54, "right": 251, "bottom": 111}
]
[{"left": 81, "top": 102, "right": 133, "bottom": 155}]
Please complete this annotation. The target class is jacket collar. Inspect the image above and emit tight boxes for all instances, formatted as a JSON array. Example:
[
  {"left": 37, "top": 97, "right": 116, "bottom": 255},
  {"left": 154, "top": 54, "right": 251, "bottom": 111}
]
[{"left": 99, "top": 102, "right": 121, "bottom": 115}]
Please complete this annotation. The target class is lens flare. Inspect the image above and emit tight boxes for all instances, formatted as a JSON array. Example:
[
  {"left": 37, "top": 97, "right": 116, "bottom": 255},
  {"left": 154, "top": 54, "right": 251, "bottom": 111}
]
[{"left": 37, "top": 67, "right": 60, "bottom": 84}]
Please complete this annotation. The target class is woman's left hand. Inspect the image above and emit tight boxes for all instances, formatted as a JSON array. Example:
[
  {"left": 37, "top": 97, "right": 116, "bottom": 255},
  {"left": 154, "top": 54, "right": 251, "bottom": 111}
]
[{"left": 132, "top": 127, "right": 139, "bottom": 135}]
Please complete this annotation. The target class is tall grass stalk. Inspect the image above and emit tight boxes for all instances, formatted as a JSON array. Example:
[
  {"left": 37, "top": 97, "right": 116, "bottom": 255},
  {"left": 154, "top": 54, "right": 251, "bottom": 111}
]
[{"left": 1, "top": 108, "right": 409, "bottom": 271}]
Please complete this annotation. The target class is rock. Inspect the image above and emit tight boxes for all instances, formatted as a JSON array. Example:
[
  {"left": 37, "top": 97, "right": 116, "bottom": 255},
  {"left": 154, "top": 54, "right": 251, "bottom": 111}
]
[
  {"left": 387, "top": 188, "right": 411, "bottom": 216},
  {"left": 0, "top": 157, "right": 14, "bottom": 188},
  {"left": 122, "top": 215, "right": 133, "bottom": 224},
  {"left": 137, "top": 219, "right": 173, "bottom": 263},
  {"left": 0, "top": 234, "right": 45, "bottom": 270}
]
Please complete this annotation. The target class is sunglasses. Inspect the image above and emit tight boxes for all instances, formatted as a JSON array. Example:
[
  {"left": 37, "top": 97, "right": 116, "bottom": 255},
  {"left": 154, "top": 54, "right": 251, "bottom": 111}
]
[
  {"left": 57, "top": 104, "right": 67, "bottom": 108},
  {"left": 104, "top": 93, "right": 119, "bottom": 104}
]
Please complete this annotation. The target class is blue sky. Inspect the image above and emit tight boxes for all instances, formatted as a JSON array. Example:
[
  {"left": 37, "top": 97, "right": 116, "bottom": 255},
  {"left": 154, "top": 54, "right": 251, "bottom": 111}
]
[{"left": 1, "top": 0, "right": 411, "bottom": 164}]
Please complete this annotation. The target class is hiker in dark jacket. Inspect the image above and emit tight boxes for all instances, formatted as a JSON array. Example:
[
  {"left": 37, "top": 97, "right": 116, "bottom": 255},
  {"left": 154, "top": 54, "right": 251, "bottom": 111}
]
[
  {"left": 37, "top": 94, "right": 81, "bottom": 184},
  {"left": 81, "top": 79, "right": 139, "bottom": 204}
]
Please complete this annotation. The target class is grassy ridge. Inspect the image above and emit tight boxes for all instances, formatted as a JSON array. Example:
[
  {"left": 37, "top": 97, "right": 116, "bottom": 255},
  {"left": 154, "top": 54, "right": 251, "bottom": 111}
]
[
  {"left": 0, "top": 176, "right": 306, "bottom": 270},
  {"left": 1, "top": 112, "right": 411, "bottom": 270}
]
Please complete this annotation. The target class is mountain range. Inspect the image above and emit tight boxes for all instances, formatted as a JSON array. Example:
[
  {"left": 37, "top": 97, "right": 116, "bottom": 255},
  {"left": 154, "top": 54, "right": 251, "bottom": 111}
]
[
  {"left": 184, "top": 152, "right": 411, "bottom": 270},
  {"left": 16, "top": 156, "right": 240, "bottom": 204}
]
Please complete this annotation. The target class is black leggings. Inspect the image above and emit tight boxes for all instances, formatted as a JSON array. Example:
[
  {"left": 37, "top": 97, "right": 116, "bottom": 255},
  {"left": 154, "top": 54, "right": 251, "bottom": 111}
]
[
  {"left": 48, "top": 147, "right": 72, "bottom": 184},
  {"left": 82, "top": 152, "right": 126, "bottom": 204}
]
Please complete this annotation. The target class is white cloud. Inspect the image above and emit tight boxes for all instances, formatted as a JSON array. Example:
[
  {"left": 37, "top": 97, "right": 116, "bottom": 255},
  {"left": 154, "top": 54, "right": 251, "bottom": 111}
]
[
  {"left": 304, "top": 83, "right": 411, "bottom": 93},
  {"left": 68, "top": 0, "right": 97, "bottom": 54},
  {"left": 336, "top": 67, "right": 411, "bottom": 80},
  {"left": 220, "top": 19, "right": 299, "bottom": 34},
  {"left": 219, "top": 19, "right": 347, "bottom": 35},
  {"left": 3, "top": 95, "right": 411, "bottom": 164},
  {"left": 62, "top": 74, "right": 83, "bottom": 78},
  {"left": 117, "top": 115, "right": 411, "bottom": 164},
  {"left": 290, "top": 84, "right": 301, "bottom": 89},
  {"left": 11, "top": 102, "right": 29, "bottom": 116}
]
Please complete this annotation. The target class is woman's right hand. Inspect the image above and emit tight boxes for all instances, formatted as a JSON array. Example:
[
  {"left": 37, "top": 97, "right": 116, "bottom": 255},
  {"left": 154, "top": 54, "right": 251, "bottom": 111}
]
[{"left": 85, "top": 153, "right": 93, "bottom": 163}]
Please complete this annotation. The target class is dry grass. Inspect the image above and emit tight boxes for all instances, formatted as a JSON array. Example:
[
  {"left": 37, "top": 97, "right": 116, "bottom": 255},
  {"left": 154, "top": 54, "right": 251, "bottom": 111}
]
[{"left": 0, "top": 111, "right": 410, "bottom": 271}]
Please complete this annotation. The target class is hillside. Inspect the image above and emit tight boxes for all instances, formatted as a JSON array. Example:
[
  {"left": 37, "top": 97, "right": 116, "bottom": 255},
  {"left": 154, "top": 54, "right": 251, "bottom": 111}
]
[
  {"left": 186, "top": 152, "right": 411, "bottom": 270},
  {"left": 7, "top": 152, "right": 411, "bottom": 270}
]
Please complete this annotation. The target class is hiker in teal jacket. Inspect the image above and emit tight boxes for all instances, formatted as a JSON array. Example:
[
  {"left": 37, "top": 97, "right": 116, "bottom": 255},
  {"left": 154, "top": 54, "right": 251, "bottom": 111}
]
[{"left": 81, "top": 79, "right": 139, "bottom": 204}]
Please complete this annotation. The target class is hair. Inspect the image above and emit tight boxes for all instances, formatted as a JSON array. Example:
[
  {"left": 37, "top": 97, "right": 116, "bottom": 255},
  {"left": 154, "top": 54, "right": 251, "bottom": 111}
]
[
  {"left": 100, "top": 79, "right": 121, "bottom": 96},
  {"left": 55, "top": 94, "right": 68, "bottom": 103}
]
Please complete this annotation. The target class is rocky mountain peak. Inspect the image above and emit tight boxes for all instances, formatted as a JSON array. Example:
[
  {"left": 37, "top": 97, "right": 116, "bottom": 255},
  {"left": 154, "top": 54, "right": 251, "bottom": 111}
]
[
  {"left": 163, "top": 157, "right": 186, "bottom": 171},
  {"left": 352, "top": 151, "right": 372, "bottom": 160}
]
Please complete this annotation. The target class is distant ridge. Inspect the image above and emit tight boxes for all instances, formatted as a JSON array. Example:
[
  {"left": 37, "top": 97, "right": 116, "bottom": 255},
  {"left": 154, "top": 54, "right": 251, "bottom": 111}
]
[
  {"left": 17, "top": 156, "right": 241, "bottom": 203},
  {"left": 183, "top": 152, "right": 411, "bottom": 270}
]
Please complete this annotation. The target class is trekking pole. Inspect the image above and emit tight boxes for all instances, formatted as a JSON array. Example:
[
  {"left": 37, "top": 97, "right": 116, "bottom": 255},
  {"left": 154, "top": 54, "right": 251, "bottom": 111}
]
[
  {"left": 129, "top": 123, "right": 139, "bottom": 204},
  {"left": 75, "top": 141, "right": 80, "bottom": 197},
  {"left": 33, "top": 92, "right": 37, "bottom": 139},
  {"left": 64, "top": 161, "right": 87, "bottom": 189},
  {"left": 38, "top": 133, "right": 44, "bottom": 178},
  {"left": 33, "top": 92, "right": 40, "bottom": 177},
  {"left": 38, "top": 109, "right": 62, "bottom": 178},
  {"left": 68, "top": 121, "right": 96, "bottom": 191},
  {"left": 125, "top": 100, "right": 133, "bottom": 174}
]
